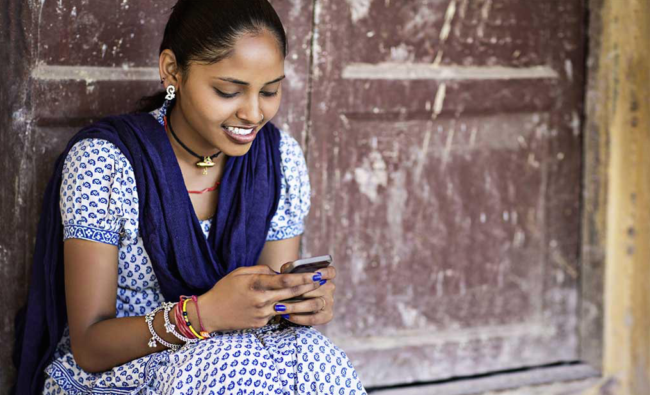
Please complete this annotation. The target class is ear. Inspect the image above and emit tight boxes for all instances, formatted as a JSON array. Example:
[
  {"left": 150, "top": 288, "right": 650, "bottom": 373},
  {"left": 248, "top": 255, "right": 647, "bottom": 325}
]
[{"left": 159, "top": 49, "right": 181, "bottom": 87}]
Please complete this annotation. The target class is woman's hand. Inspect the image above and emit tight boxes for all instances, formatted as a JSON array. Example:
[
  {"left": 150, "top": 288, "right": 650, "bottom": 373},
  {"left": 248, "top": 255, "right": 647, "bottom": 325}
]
[
  {"left": 197, "top": 264, "right": 325, "bottom": 332},
  {"left": 279, "top": 264, "right": 337, "bottom": 326}
]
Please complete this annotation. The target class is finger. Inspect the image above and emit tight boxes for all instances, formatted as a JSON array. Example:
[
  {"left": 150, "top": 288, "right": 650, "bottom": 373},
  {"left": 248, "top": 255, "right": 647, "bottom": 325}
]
[
  {"left": 279, "top": 264, "right": 336, "bottom": 281},
  {"left": 284, "top": 309, "right": 333, "bottom": 327},
  {"left": 300, "top": 281, "right": 334, "bottom": 299},
  {"left": 273, "top": 296, "right": 326, "bottom": 316},
  {"left": 267, "top": 280, "right": 323, "bottom": 302},
  {"left": 255, "top": 271, "right": 324, "bottom": 291},
  {"left": 299, "top": 266, "right": 335, "bottom": 281},
  {"left": 234, "top": 265, "right": 276, "bottom": 276}
]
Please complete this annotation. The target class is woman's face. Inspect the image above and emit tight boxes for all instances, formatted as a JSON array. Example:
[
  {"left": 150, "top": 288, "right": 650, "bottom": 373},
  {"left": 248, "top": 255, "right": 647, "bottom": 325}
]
[{"left": 173, "top": 30, "right": 285, "bottom": 157}]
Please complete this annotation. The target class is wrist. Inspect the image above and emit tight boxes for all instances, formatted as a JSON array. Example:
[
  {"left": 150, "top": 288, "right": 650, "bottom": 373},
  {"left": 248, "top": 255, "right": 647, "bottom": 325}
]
[{"left": 195, "top": 295, "right": 220, "bottom": 333}]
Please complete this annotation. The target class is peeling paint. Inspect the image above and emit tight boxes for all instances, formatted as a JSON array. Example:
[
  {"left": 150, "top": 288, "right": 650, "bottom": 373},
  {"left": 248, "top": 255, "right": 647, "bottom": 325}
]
[
  {"left": 477, "top": 0, "right": 493, "bottom": 38},
  {"left": 571, "top": 110, "right": 581, "bottom": 136},
  {"left": 345, "top": 0, "right": 373, "bottom": 23},
  {"left": 439, "top": 0, "right": 457, "bottom": 41},
  {"left": 396, "top": 301, "right": 429, "bottom": 328},
  {"left": 432, "top": 82, "right": 447, "bottom": 119},
  {"left": 389, "top": 43, "right": 413, "bottom": 63},
  {"left": 565, "top": 59, "right": 574, "bottom": 82},
  {"left": 441, "top": 128, "right": 455, "bottom": 168},
  {"left": 353, "top": 144, "right": 387, "bottom": 203}
]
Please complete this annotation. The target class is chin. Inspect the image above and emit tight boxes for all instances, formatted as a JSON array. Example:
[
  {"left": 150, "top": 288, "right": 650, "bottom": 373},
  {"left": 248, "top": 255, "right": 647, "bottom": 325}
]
[{"left": 222, "top": 144, "right": 253, "bottom": 157}]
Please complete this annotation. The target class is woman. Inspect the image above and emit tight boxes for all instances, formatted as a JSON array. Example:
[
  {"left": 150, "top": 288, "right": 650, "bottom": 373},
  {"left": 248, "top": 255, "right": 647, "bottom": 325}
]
[{"left": 12, "top": 0, "right": 367, "bottom": 394}]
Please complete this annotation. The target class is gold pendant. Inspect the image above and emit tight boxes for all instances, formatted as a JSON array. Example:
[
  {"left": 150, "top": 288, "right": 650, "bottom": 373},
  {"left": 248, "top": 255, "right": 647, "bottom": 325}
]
[{"left": 196, "top": 156, "right": 215, "bottom": 175}]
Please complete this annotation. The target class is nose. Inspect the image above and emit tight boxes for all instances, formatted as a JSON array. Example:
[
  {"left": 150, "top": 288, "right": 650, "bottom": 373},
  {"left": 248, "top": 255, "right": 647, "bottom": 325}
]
[{"left": 236, "top": 96, "right": 264, "bottom": 125}]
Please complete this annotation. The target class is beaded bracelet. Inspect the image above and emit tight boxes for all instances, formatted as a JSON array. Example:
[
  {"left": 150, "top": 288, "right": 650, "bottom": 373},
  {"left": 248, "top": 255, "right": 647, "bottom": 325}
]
[
  {"left": 145, "top": 305, "right": 181, "bottom": 351},
  {"left": 191, "top": 295, "right": 210, "bottom": 338},
  {"left": 174, "top": 300, "right": 197, "bottom": 339},
  {"left": 162, "top": 302, "right": 199, "bottom": 345},
  {"left": 181, "top": 297, "right": 206, "bottom": 340}
]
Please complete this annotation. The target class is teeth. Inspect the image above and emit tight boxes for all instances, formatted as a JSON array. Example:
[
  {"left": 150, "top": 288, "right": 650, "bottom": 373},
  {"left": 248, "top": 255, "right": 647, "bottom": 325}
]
[{"left": 226, "top": 126, "right": 253, "bottom": 136}]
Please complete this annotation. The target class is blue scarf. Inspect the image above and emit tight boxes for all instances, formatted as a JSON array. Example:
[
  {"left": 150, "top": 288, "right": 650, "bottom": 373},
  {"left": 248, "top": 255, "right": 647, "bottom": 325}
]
[{"left": 11, "top": 112, "right": 282, "bottom": 394}]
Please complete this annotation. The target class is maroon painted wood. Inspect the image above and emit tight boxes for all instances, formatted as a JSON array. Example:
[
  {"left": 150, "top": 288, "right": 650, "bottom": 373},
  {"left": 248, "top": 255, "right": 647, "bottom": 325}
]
[
  {"left": 305, "top": 0, "right": 585, "bottom": 386},
  {"left": 1, "top": 0, "right": 587, "bottom": 391}
]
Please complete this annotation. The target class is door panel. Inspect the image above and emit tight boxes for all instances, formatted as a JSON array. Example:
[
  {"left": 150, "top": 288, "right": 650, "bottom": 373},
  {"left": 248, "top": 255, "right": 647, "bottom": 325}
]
[
  {"left": 29, "top": 0, "right": 315, "bottom": 221},
  {"left": 305, "top": 0, "right": 584, "bottom": 386}
]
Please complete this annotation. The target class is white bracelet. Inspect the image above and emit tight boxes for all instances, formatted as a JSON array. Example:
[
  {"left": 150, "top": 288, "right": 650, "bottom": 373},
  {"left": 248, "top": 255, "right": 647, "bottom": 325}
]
[
  {"left": 162, "top": 302, "right": 199, "bottom": 345},
  {"left": 145, "top": 305, "right": 181, "bottom": 351}
]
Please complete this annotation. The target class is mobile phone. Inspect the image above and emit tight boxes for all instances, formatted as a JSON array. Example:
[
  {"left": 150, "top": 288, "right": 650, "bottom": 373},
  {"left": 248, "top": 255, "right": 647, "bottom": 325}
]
[
  {"left": 279, "top": 255, "right": 332, "bottom": 303},
  {"left": 281, "top": 255, "right": 332, "bottom": 274}
]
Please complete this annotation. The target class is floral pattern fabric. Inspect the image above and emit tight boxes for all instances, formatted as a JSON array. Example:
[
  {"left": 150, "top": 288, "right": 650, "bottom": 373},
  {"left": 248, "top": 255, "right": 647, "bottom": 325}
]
[{"left": 42, "top": 107, "right": 366, "bottom": 394}]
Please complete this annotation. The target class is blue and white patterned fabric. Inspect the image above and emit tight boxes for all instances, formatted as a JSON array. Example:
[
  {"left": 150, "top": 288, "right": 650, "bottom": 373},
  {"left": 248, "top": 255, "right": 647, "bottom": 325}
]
[{"left": 42, "top": 107, "right": 366, "bottom": 394}]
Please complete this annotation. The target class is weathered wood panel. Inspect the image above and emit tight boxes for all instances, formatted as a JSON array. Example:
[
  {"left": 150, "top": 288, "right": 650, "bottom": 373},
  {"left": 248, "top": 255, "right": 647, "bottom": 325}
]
[
  {"left": 305, "top": 0, "right": 585, "bottom": 387},
  {"left": 597, "top": 0, "right": 650, "bottom": 393},
  {"left": 580, "top": 0, "right": 606, "bottom": 371},
  {"left": 372, "top": 364, "right": 599, "bottom": 395},
  {"left": 2, "top": 0, "right": 314, "bottom": 391},
  {"left": 0, "top": 0, "right": 36, "bottom": 390}
]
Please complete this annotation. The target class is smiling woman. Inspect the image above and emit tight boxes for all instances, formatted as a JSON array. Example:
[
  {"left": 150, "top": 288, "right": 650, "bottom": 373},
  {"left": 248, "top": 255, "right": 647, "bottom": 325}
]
[{"left": 11, "top": 1, "right": 367, "bottom": 394}]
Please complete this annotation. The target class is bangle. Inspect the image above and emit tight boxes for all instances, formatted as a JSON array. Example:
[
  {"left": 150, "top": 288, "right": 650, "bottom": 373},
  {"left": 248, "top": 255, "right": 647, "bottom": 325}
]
[
  {"left": 181, "top": 297, "right": 205, "bottom": 340},
  {"left": 162, "top": 302, "right": 199, "bottom": 345},
  {"left": 145, "top": 305, "right": 180, "bottom": 351},
  {"left": 191, "top": 295, "right": 211, "bottom": 338},
  {"left": 174, "top": 300, "right": 197, "bottom": 339}
]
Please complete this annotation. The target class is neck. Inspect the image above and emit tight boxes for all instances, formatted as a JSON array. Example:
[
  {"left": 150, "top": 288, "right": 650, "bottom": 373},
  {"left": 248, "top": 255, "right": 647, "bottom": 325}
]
[{"left": 167, "top": 104, "right": 221, "bottom": 166}]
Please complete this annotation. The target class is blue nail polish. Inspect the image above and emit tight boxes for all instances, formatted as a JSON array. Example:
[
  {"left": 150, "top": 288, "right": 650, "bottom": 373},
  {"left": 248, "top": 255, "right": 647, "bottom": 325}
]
[
  {"left": 282, "top": 314, "right": 290, "bottom": 319},
  {"left": 313, "top": 272, "right": 322, "bottom": 282},
  {"left": 319, "top": 279, "right": 327, "bottom": 285},
  {"left": 274, "top": 304, "right": 286, "bottom": 312}
]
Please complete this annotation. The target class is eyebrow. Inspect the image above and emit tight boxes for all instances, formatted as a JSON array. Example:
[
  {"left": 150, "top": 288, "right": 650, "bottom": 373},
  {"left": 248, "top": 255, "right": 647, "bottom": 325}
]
[{"left": 215, "top": 75, "right": 286, "bottom": 86}]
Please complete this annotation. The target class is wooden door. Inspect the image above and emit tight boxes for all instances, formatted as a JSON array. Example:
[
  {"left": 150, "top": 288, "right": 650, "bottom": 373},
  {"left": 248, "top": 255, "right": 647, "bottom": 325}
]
[
  {"left": 304, "top": 0, "right": 586, "bottom": 387},
  {"left": 1, "top": 0, "right": 314, "bottom": 391},
  {"left": 2, "top": 0, "right": 587, "bottom": 391}
]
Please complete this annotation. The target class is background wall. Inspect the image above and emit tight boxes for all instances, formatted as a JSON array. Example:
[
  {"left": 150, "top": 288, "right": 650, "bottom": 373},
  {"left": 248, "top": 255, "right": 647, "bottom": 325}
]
[{"left": 0, "top": 0, "right": 590, "bottom": 392}]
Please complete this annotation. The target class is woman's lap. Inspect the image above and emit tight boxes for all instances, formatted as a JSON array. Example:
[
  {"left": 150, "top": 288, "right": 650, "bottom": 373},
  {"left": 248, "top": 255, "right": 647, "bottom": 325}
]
[{"left": 44, "top": 321, "right": 366, "bottom": 395}]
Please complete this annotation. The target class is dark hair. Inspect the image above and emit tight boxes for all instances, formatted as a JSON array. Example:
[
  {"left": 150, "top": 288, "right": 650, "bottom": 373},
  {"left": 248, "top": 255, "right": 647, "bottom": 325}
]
[{"left": 132, "top": 0, "right": 287, "bottom": 114}]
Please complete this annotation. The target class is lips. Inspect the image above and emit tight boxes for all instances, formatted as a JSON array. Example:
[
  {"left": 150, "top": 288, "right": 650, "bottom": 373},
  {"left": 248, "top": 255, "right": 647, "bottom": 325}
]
[{"left": 222, "top": 125, "right": 258, "bottom": 144}]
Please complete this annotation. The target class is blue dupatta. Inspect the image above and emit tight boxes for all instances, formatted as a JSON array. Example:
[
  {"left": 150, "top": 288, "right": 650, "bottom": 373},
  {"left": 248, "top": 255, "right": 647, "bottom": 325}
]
[{"left": 11, "top": 112, "right": 282, "bottom": 394}]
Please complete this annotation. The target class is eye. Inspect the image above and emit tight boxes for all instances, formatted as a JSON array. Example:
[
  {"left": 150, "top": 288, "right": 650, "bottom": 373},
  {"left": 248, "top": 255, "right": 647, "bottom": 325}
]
[
  {"left": 261, "top": 91, "right": 279, "bottom": 97},
  {"left": 215, "top": 89, "right": 238, "bottom": 99}
]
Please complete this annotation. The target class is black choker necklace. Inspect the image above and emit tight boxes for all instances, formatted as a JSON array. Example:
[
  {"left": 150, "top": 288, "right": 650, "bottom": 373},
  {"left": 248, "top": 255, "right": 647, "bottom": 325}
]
[{"left": 164, "top": 114, "right": 222, "bottom": 175}]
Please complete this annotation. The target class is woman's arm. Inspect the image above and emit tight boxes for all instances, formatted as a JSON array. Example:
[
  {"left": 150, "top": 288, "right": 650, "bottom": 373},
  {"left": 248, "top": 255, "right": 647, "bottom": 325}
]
[
  {"left": 63, "top": 239, "right": 200, "bottom": 373},
  {"left": 65, "top": 237, "right": 327, "bottom": 373},
  {"left": 257, "top": 235, "right": 301, "bottom": 272}
]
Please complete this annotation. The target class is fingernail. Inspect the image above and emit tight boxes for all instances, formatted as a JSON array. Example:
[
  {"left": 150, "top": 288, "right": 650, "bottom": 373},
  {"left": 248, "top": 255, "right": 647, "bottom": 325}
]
[
  {"left": 319, "top": 279, "right": 327, "bottom": 285},
  {"left": 274, "top": 304, "right": 286, "bottom": 312},
  {"left": 272, "top": 270, "right": 280, "bottom": 274},
  {"left": 282, "top": 314, "right": 290, "bottom": 319},
  {"left": 313, "top": 272, "right": 322, "bottom": 282}
]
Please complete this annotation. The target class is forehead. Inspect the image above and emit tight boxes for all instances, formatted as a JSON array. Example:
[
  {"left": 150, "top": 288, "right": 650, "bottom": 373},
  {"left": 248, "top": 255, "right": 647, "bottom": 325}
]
[{"left": 194, "top": 31, "right": 284, "bottom": 84}]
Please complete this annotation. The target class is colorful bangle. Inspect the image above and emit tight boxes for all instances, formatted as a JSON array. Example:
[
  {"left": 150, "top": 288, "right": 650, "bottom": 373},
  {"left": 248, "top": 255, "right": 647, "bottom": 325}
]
[
  {"left": 181, "top": 297, "right": 205, "bottom": 340},
  {"left": 191, "top": 295, "right": 211, "bottom": 338},
  {"left": 175, "top": 300, "right": 196, "bottom": 339}
]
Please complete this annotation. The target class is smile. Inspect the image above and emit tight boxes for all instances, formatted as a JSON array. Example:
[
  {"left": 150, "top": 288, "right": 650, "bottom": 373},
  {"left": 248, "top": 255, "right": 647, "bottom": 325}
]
[
  {"left": 225, "top": 126, "right": 254, "bottom": 136},
  {"left": 222, "top": 125, "right": 258, "bottom": 144}
]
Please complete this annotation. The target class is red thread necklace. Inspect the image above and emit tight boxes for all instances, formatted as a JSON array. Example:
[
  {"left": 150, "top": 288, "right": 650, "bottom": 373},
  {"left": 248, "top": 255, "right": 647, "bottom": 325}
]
[{"left": 187, "top": 181, "right": 220, "bottom": 195}]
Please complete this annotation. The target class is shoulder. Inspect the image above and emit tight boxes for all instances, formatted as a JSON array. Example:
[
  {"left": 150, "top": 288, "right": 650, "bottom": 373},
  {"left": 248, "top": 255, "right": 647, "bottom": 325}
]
[
  {"left": 64, "top": 138, "right": 131, "bottom": 172},
  {"left": 277, "top": 129, "right": 306, "bottom": 165}
]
